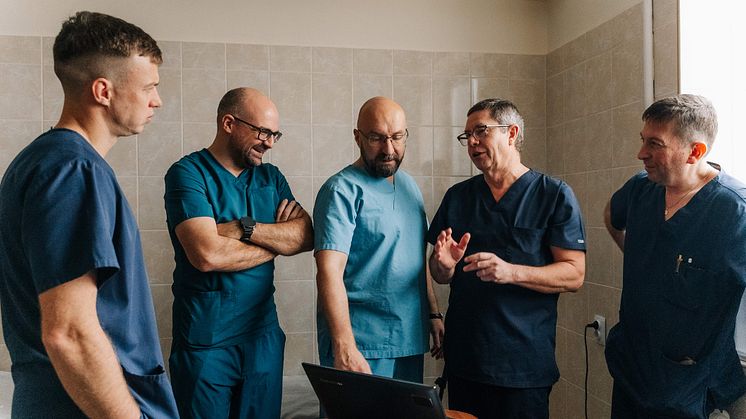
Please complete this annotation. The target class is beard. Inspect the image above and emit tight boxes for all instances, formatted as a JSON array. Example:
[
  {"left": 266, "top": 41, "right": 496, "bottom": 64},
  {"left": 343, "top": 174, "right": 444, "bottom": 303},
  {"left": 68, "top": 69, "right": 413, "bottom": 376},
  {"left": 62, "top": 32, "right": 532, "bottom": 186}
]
[
  {"left": 362, "top": 152, "right": 402, "bottom": 178},
  {"left": 229, "top": 136, "right": 263, "bottom": 168}
]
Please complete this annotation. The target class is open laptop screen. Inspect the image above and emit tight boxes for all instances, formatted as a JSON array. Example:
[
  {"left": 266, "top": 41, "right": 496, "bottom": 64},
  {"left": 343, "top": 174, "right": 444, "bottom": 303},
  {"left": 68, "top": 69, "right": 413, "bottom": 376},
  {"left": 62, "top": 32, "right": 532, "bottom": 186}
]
[{"left": 302, "top": 362, "right": 447, "bottom": 419}]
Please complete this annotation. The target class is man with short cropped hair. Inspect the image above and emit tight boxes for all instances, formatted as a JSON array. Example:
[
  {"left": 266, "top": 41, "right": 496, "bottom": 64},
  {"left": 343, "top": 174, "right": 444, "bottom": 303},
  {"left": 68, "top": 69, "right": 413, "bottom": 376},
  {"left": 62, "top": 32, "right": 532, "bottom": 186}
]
[
  {"left": 0, "top": 11, "right": 178, "bottom": 418},
  {"left": 604, "top": 94, "right": 746, "bottom": 418}
]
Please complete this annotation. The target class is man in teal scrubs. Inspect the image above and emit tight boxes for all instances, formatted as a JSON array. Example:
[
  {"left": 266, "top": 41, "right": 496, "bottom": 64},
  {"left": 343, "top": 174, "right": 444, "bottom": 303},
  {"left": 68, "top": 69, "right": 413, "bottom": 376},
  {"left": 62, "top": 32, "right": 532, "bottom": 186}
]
[
  {"left": 164, "top": 87, "right": 313, "bottom": 418},
  {"left": 314, "top": 97, "right": 444, "bottom": 384}
]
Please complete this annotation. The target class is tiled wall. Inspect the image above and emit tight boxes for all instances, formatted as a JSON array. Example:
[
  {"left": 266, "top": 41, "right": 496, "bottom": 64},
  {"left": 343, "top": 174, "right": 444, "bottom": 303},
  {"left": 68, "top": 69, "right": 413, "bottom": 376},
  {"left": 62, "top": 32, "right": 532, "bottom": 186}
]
[{"left": 0, "top": 37, "right": 548, "bottom": 385}]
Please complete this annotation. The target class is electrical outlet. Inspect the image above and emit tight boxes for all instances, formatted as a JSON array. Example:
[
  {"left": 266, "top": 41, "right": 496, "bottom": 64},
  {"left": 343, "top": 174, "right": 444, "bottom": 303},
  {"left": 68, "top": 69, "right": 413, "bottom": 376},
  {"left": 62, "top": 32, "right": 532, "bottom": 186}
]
[{"left": 594, "top": 314, "right": 606, "bottom": 346}]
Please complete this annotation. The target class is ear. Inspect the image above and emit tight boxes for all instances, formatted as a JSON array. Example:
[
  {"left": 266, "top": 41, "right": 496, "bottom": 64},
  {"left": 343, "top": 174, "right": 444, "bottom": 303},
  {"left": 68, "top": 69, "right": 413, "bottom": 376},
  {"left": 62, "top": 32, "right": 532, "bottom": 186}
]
[
  {"left": 507, "top": 124, "right": 520, "bottom": 146},
  {"left": 687, "top": 142, "right": 707, "bottom": 163},
  {"left": 91, "top": 77, "right": 113, "bottom": 106},
  {"left": 221, "top": 114, "right": 234, "bottom": 133},
  {"left": 353, "top": 129, "right": 362, "bottom": 147}
]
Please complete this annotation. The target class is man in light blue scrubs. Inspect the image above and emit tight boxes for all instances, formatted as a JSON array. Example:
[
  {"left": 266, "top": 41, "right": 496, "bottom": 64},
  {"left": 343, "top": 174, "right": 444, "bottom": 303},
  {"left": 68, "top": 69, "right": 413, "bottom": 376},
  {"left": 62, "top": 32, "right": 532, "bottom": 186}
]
[
  {"left": 314, "top": 97, "right": 444, "bottom": 385},
  {"left": 164, "top": 88, "right": 313, "bottom": 418}
]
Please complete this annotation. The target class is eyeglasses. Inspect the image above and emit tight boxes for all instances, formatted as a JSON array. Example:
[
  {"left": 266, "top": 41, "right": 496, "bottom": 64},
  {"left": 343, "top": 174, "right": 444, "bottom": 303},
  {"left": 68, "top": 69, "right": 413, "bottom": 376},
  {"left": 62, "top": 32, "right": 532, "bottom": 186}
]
[
  {"left": 456, "top": 124, "right": 510, "bottom": 146},
  {"left": 356, "top": 129, "right": 409, "bottom": 146},
  {"left": 231, "top": 114, "right": 283, "bottom": 142}
]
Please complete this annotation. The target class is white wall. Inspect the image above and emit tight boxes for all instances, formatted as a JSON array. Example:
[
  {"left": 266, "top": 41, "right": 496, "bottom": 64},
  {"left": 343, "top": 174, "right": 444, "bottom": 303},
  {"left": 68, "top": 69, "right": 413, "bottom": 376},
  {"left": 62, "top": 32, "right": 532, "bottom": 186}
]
[
  {"left": 546, "top": 0, "right": 641, "bottom": 51},
  {"left": 0, "top": 0, "right": 547, "bottom": 54}
]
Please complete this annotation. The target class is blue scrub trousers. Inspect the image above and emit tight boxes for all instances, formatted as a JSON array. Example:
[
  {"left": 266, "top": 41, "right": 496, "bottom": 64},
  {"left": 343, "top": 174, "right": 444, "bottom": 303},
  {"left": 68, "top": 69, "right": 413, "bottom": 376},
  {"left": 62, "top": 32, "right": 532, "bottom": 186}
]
[
  {"left": 447, "top": 374, "right": 551, "bottom": 419},
  {"left": 169, "top": 325, "right": 285, "bottom": 419}
]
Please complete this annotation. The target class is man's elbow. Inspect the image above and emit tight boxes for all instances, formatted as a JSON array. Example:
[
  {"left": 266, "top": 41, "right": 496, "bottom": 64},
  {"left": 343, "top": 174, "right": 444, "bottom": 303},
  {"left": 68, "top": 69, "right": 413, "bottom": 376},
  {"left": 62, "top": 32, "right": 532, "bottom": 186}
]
[
  {"left": 185, "top": 249, "right": 218, "bottom": 272},
  {"left": 42, "top": 325, "right": 81, "bottom": 358},
  {"left": 564, "top": 268, "right": 585, "bottom": 293}
]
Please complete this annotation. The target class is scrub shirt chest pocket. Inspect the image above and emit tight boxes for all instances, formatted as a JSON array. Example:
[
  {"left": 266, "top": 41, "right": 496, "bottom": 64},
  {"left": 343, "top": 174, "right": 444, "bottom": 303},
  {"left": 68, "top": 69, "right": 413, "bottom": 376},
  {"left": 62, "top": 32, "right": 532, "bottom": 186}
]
[
  {"left": 248, "top": 185, "right": 280, "bottom": 222},
  {"left": 508, "top": 225, "right": 547, "bottom": 265}
]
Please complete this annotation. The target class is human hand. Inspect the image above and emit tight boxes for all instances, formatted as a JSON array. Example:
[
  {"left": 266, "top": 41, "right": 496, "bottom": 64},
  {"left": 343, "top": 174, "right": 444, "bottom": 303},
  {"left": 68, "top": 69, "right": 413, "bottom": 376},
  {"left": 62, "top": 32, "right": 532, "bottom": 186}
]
[
  {"left": 463, "top": 252, "right": 514, "bottom": 284},
  {"left": 275, "top": 199, "right": 304, "bottom": 222},
  {"left": 432, "top": 228, "right": 470, "bottom": 271},
  {"left": 333, "top": 345, "right": 372, "bottom": 374},
  {"left": 429, "top": 318, "right": 444, "bottom": 359}
]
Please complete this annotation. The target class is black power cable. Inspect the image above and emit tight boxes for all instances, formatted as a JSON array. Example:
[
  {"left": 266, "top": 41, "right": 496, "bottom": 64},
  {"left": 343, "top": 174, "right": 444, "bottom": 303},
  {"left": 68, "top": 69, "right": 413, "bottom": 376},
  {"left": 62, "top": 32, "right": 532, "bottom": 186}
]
[{"left": 584, "top": 320, "right": 600, "bottom": 419}]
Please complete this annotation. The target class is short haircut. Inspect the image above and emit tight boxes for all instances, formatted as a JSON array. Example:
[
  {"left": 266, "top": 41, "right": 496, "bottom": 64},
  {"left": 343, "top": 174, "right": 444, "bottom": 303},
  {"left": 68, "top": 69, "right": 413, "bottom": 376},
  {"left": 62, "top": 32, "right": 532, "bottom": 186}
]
[
  {"left": 217, "top": 88, "right": 248, "bottom": 120},
  {"left": 53, "top": 11, "right": 162, "bottom": 91},
  {"left": 642, "top": 94, "right": 718, "bottom": 149},
  {"left": 467, "top": 98, "right": 525, "bottom": 151}
]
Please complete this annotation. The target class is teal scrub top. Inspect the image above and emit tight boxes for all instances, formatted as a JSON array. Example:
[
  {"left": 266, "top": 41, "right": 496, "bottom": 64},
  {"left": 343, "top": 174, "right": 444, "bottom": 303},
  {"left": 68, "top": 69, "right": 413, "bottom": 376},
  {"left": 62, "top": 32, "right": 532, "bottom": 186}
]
[
  {"left": 314, "top": 165, "right": 429, "bottom": 359},
  {"left": 164, "top": 149, "right": 294, "bottom": 349}
]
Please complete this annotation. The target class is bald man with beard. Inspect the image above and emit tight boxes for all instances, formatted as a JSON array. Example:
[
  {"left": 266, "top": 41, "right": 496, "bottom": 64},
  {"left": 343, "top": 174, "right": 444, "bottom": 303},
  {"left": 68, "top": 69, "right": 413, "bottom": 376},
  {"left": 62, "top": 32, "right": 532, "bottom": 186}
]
[
  {"left": 164, "top": 87, "right": 313, "bottom": 418},
  {"left": 314, "top": 97, "right": 444, "bottom": 386}
]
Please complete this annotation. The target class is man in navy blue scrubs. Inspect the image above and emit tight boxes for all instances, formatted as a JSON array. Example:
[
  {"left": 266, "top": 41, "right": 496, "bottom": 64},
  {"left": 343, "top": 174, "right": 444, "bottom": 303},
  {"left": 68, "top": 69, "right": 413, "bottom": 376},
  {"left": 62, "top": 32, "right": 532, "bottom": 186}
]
[
  {"left": 604, "top": 94, "right": 746, "bottom": 418},
  {"left": 428, "top": 98, "right": 586, "bottom": 419},
  {"left": 0, "top": 11, "right": 178, "bottom": 418},
  {"left": 164, "top": 87, "right": 313, "bottom": 418}
]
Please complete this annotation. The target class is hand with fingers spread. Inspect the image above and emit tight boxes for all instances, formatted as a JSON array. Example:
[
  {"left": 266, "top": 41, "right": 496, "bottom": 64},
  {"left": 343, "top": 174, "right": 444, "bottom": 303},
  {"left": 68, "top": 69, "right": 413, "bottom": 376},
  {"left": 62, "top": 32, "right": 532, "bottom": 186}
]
[
  {"left": 432, "top": 228, "right": 471, "bottom": 272},
  {"left": 275, "top": 199, "right": 304, "bottom": 222},
  {"left": 463, "top": 252, "right": 515, "bottom": 284}
]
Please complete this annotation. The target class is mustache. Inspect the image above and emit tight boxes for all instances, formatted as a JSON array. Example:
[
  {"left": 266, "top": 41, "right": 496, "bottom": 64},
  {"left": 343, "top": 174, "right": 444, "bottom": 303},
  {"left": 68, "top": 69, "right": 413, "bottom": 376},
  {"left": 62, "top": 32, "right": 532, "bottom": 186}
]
[{"left": 376, "top": 154, "right": 397, "bottom": 162}]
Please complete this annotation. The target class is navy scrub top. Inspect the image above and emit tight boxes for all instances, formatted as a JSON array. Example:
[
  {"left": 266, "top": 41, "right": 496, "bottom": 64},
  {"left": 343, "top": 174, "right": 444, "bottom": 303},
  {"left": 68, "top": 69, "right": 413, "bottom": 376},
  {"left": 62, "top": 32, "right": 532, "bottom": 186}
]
[
  {"left": 0, "top": 129, "right": 177, "bottom": 418},
  {"left": 426, "top": 170, "right": 586, "bottom": 388},
  {"left": 164, "top": 149, "right": 294, "bottom": 350},
  {"left": 607, "top": 169, "right": 746, "bottom": 415}
]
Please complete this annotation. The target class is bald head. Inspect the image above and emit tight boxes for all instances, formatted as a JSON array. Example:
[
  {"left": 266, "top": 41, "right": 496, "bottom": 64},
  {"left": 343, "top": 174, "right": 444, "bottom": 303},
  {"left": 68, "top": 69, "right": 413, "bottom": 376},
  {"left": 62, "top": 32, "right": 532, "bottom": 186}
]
[
  {"left": 217, "top": 87, "right": 278, "bottom": 129},
  {"left": 356, "top": 97, "right": 406, "bottom": 132}
]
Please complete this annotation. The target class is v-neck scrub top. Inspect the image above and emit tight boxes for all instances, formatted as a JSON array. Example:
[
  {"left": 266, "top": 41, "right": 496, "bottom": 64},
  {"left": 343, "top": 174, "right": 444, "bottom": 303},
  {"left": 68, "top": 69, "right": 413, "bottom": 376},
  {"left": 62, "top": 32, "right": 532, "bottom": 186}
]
[
  {"left": 426, "top": 170, "right": 586, "bottom": 388},
  {"left": 606, "top": 169, "right": 746, "bottom": 416},
  {"left": 165, "top": 149, "right": 294, "bottom": 349},
  {"left": 314, "top": 165, "right": 430, "bottom": 359}
]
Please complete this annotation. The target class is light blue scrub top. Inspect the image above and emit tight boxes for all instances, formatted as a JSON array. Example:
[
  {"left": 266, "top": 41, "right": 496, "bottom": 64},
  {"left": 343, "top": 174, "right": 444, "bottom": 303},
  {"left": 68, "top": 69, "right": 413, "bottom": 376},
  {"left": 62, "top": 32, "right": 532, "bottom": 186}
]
[
  {"left": 314, "top": 165, "right": 429, "bottom": 359},
  {"left": 165, "top": 149, "right": 294, "bottom": 350}
]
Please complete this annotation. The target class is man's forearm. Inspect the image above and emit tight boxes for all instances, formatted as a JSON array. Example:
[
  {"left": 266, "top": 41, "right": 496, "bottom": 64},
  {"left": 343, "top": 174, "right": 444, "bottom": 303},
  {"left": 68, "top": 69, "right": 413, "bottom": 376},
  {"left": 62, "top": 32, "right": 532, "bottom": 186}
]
[
  {"left": 510, "top": 259, "right": 584, "bottom": 294},
  {"left": 428, "top": 253, "right": 454, "bottom": 284},
  {"left": 251, "top": 214, "right": 313, "bottom": 256},
  {"left": 195, "top": 235, "right": 276, "bottom": 272}
]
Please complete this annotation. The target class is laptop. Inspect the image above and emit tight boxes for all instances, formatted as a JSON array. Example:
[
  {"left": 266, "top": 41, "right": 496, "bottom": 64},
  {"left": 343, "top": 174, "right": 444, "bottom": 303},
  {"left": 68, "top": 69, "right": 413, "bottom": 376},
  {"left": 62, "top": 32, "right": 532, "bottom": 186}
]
[{"left": 302, "top": 362, "right": 447, "bottom": 419}]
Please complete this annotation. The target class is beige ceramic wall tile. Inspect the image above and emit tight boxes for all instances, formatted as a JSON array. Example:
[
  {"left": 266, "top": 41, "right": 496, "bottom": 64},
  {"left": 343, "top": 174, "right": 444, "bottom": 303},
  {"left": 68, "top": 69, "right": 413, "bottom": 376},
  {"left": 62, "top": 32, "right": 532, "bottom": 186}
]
[
  {"left": 271, "top": 72, "right": 312, "bottom": 124},
  {"left": 564, "top": 118, "right": 591, "bottom": 174},
  {"left": 555, "top": 328, "right": 568, "bottom": 379},
  {"left": 226, "top": 70, "right": 269, "bottom": 96},
  {"left": 470, "top": 77, "right": 510, "bottom": 104},
  {"left": 546, "top": 73, "right": 564, "bottom": 127},
  {"left": 585, "top": 169, "right": 612, "bottom": 229},
  {"left": 283, "top": 332, "right": 315, "bottom": 376},
  {"left": 586, "top": 109, "right": 613, "bottom": 170},
  {"left": 275, "top": 280, "right": 315, "bottom": 334},
  {"left": 150, "top": 284, "right": 173, "bottom": 339},
  {"left": 509, "top": 79, "right": 546, "bottom": 128},
  {"left": 156, "top": 68, "right": 182, "bottom": 123},
  {"left": 559, "top": 282, "right": 589, "bottom": 335},
  {"left": 42, "top": 65, "right": 63, "bottom": 121},
  {"left": 586, "top": 19, "right": 616, "bottom": 60},
  {"left": 275, "top": 251, "right": 314, "bottom": 282},
  {"left": 611, "top": 3, "right": 644, "bottom": 45},
  {"left": 182, "top": 42, "right": 225, "bottom": 70},
  {"left": 400, "top": 126, "right": 433, "bottom": 177},
  {"left": 139, "top": 176, "right": 167, "bottom": 230},
  {"left": 522, "top": 127, "right": 547, "bottom": 173},
  {"left": 470, "top": 53, "right": 509, "bottom": 78},
  {"left": 0, "top": 344, "right": 10, "bottom": 371},
  {"left": 41, "top": 37, "right": 54, "bottom": 66},
  {"left": 564, "top": 63, "right": 587, "bottom": 121},
  {"left": 612, "top": 101, "right": 644, "bottom": 168},
  {"left": 585, "top": 52, "right": 613, "bottom": 115},
  {"left": 549, "top": 379, "right": 567, "bottom": 419},
  {"left": 434, "top": 127, "right": 471, "bottom": 176},
  {"left": 271, "top": 125, "right": 312, "bottom": 176},
  {"left": 353, "top": 74, "right": 393, "bottom": 118},
  {"left": 546, "top": 47, "right": 565, "bottom": 78},
  {"left": 0, "top": 64, "right": 41, "bottom": 120},
  {"left": 157, "top": 41, "right": 181, "bottom": 70},
  {"left": 509, "top": 54, "right": 546, "bottom": 80},
  {"left": 182, "top": 69, "right": 226, "bottom": 122},
  {"left": 433, "top": 52, "right": 470, "bottom": 76},
  {"left": 0, "top": 35, "right": 40, "bottom": 64},
  {"left": 312, "top": 47, "right": 352, "bottom": 74},
  {"left": 353, "top": 49, "right": 392, "bottom": 75},
  {"left": 226, "top": 44, "right": 269, "bottom": 71},
  {"left": 586, "top": 227, "right": 615, "bottom": 287},
  {"left": 312, "top": 73, "right": 352, "bottom": 125},
  {"left": 141, "top": 230, "right": 175, "bottom": 285},
  {"left": 117, "top": 176, "right": 138, "bottom": 221},
  {"left": 433, "top": 176, "right": 470, "bottom": 208},
  {"left": 612, "top": 37, "right": 643, "bottom": 107},
  {"left": 313, "top": 125, "right": 353, "bottom": 177},
  {"left": 654, "top": 0, "right": 678, "bottom": 28},
  {"left": 284, "top": 176, "right": 315, "bottom": 218},
  {"left": 564, "top": 172, "right": 588, "bottom": 219},
  {"left": 412, "top": 175, "right": 434, "bottom": 219},
  {"left": 106, "top": 136, "right": 138, "bottom": 177},
  {"left": 138, "top": 122, "right": 182, "bottom": 177},
  {"left": 0, "top": 120, "right": 41, "bottom": 175},
  {"left": 433, "top": 77, "right": 470, "bottom": 126},
  {"left": 565, "top": 34, "right": 588, "bottom": 69},
  {"left": 393, "top": 75, "right": 432, "bottom": 126},
  {"left": 546, "top": 124, "right": 565, "bottom": 176},
  {"left": 393, "top": 50, "right": 432, "bottom": 76},
  {"left": 564, "top": 333, "right": 587, "bottom": 388},
  {"left": 183, "top": 122, "right": 214, "bottom": 153},
  {"left": 270, "top": 46, "right": 312, "bottom": 73},
  {"left": 653, "top": 21, "right": 678, "bottom": 99}
]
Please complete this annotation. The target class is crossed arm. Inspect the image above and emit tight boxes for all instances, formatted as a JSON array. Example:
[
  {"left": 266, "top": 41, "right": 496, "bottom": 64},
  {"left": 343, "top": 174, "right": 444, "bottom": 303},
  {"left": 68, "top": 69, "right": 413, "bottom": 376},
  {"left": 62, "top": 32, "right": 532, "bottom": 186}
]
[
  {"left": 40, "top": 270, "right": 141, "bottom": 419},
  {"left": 429, "top": 227, "right": 585, "bottom": 294},
  {"left": 176, "top": 199, "right": 313, "bottom": 272}
]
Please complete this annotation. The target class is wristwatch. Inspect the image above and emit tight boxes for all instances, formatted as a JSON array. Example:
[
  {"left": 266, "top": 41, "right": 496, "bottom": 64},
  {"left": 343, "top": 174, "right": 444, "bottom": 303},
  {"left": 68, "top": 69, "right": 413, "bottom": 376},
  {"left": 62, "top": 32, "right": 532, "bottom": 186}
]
[
  {"left": 239, "top": 216, "right": 256, "bottom": 242},
  {"left": 429, "top": 312, "right": 444, "bottom": 320}
]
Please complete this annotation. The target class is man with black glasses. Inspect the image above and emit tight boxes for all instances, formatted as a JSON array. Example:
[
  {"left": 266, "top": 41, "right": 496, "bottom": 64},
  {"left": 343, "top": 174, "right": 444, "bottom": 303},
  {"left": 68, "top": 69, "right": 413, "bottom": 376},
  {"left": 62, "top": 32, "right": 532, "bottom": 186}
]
[
  {"left": 428, "top": 98, "right": 586, "bottom": 419},
  {"left": 314, "top": 97, "right": 444, "bottom": 386},
  {"left": 164, "top": 87, "right": 313, "bottom": 418}
]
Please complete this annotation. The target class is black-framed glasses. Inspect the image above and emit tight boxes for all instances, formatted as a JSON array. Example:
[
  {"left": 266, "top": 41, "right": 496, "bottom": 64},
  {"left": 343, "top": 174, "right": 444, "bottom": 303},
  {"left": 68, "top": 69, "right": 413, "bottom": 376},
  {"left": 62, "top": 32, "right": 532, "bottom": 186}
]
[
  {"left": 456, "top": 124, "right": 510, "bottom": 146},
  {"left": 231, "top": 114, "right": 282, "bottom": 142},
  {"left": 356, "top": 129, "right": 409, "bottom": 146}
]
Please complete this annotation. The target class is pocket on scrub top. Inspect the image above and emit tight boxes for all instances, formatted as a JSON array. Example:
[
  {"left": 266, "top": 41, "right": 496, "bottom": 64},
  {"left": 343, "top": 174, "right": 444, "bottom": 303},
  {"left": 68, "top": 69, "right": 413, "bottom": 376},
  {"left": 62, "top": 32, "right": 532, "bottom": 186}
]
[
  {"left": 663, "top": 265, "right": 711, "bottom": 311},
  {"left": 509, "top": 226, "right": 545, "bottom": 264},
  {"left": 122, "top": 365, "right": 178, "bottom": 419},
  {"left": 175, "top": 288, "right": 223, "bottom": 347}
]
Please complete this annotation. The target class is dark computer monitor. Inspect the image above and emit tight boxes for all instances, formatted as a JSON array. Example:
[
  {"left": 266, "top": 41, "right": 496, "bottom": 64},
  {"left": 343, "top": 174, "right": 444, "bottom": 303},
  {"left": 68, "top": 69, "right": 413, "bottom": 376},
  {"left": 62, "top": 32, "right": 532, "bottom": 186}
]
[{"left": 302, "top": 362, "right": 447, "bottom": 419}]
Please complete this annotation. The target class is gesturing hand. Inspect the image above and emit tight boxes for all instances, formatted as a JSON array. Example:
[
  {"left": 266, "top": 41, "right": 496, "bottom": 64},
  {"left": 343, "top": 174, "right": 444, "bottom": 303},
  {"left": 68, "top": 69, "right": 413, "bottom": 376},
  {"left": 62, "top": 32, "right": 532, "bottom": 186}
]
[
  {"left": 463, "top": 252, "right": 514, "bottom": 284},
  {"left": 432, "top": 228, "right": 471, "bottom": 271}
]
